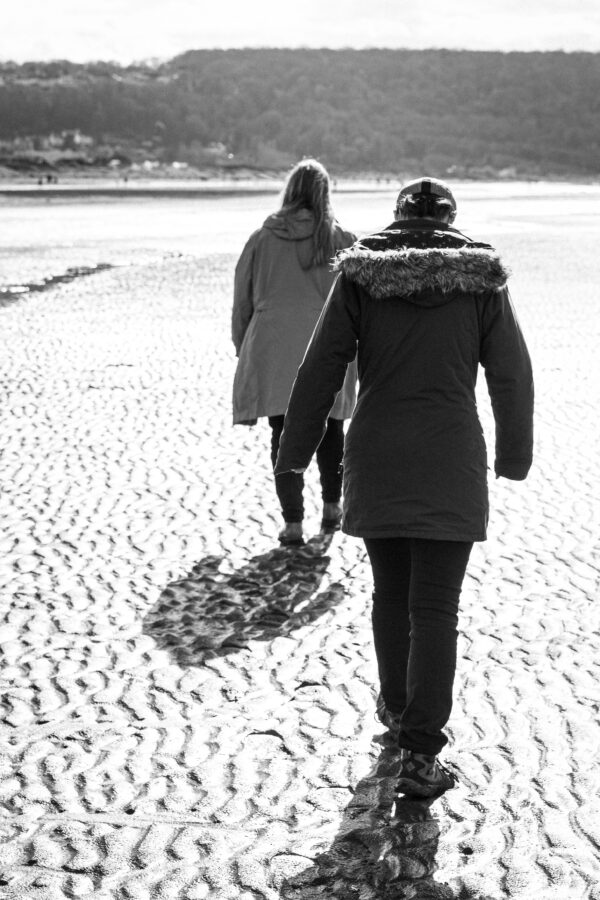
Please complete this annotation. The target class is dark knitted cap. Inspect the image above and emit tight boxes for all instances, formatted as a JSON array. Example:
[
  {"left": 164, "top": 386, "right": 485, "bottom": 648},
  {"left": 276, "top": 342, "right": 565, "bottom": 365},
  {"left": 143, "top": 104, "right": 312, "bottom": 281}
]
[{"left": 397, "top": 177, "right": 457, "bottom": 211}]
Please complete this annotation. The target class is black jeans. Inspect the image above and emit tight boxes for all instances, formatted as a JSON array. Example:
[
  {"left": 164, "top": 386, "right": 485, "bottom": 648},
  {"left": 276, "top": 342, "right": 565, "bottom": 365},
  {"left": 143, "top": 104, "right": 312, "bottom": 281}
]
[
  {"left": 364, "top": 537, "right": 473, "bottom": 756},
  {"left": 269, "top": 415, "right": 344, "bottom": 522}
]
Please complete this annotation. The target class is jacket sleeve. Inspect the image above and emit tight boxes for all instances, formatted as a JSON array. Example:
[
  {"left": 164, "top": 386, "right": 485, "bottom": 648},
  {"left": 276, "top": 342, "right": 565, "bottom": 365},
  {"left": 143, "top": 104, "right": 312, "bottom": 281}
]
[
  {"left": 479, "top": 287, "right": 534, "bottom": 480},
  {"left": 231, "top": 232, "right": 257, "bottom": 355},
  {"left": 275, "top": 274, "right": 360, "bottom": 474}
]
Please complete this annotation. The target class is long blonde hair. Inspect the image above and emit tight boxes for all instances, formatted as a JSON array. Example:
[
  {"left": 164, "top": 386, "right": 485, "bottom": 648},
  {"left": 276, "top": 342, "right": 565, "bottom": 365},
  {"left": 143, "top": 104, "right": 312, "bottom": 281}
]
[{"left": 280, "top": 158, "right": 336, "bottom": 268}]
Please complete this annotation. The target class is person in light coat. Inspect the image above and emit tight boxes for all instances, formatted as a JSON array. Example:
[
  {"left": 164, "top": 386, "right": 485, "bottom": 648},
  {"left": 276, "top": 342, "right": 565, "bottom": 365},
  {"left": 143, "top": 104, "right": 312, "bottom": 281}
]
[
  {"left": 276, "top": 177, "right": 534, "bottom": 797},
  {"left": 232, "top": 158, "right": 356, "bottom": 545}
]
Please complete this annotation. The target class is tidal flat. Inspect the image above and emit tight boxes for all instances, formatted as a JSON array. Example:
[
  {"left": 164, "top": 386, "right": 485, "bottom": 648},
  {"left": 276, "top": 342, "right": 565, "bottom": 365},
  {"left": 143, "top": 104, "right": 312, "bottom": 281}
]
[{"left": 0, "top": 184, "right": 599, "bottom": 899}]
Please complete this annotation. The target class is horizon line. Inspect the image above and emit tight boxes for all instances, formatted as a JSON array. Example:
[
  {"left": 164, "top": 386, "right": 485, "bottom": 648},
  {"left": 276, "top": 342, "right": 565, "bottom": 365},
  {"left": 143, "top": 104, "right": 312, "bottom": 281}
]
[{"left": 2, "top": 45, "right": 598, "bottom": 67}]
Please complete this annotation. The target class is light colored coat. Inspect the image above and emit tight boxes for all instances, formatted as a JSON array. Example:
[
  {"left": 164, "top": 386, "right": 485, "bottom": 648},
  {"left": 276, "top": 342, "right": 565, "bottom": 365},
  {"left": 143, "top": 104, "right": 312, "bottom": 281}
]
[{"left": 232, "top": 209, "right": 357, "bottom": 425}]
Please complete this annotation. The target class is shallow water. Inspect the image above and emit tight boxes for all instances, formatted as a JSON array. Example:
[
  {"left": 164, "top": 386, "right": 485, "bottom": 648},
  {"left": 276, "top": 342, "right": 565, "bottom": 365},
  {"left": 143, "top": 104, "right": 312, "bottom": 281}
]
[{"left": 2, "top": 181, "right": 600, "bottom": 287}]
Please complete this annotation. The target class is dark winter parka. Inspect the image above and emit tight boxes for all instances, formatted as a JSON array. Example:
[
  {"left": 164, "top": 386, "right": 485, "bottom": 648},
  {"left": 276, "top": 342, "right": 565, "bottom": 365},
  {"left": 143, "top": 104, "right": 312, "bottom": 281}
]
[{"left": 275, "top": 219, "right": 534, "bottom": 542}]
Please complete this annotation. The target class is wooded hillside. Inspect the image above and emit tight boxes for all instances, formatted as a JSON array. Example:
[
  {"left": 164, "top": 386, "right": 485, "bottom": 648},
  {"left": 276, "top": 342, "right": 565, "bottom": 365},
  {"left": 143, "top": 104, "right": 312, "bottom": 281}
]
[{"left": 1, "top": 49, "right": 598, "bottom": 177}]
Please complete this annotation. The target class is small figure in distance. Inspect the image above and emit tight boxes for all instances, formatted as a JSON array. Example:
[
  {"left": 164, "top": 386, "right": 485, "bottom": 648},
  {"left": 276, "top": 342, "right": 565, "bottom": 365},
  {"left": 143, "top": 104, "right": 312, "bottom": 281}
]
[
  {"left": 232, "top": 158, "right": 357, "bottom": 546},
  {"left": 275, "top": 176, "right": 534, "bottom": 798}
]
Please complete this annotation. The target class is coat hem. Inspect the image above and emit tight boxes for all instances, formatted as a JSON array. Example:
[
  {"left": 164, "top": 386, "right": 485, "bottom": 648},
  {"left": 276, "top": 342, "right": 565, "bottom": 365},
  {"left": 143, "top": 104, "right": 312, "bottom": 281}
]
[
  {"left": 342, "top": 525, "right": 486, "bottom": 542},
  {"left": 237, "top": 414, "right": 349, "bottom": 428}
]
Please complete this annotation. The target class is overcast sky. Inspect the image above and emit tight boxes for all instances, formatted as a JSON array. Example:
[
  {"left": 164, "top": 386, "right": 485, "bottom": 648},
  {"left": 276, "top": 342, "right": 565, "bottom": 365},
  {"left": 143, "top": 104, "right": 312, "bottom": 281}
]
[{"left": 2, "top": 0, "right": 598, "bottom": 63}]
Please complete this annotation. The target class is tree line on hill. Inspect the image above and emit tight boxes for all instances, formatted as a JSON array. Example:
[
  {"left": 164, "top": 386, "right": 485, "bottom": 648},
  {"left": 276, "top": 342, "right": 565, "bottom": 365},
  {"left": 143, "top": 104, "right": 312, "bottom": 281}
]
[{"left": 0, "top": 48, "right": 599, "bottom": 177}]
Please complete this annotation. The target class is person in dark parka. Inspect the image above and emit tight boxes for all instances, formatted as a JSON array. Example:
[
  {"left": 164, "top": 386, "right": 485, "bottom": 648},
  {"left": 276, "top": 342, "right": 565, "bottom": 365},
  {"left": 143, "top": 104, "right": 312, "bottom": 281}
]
[{"left": 275, "top": 177, "right": 534, "bottom": 798}]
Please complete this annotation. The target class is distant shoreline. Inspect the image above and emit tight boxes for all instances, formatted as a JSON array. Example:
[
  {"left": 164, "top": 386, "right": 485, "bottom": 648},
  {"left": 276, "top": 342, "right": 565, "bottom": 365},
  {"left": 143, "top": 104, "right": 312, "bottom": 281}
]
[
  {"left": 0, "top": 177, "right": 394, "bottom": 199},
  {"left": 1, "top": 176, "right": 599, "bottom": 201}
]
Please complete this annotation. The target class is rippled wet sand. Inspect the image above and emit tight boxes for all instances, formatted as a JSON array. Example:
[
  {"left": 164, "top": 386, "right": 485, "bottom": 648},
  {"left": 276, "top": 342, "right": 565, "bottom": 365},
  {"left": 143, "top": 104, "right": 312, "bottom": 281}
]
[{"left": 0, "top": 193, "right": 599, "bottom": 898}]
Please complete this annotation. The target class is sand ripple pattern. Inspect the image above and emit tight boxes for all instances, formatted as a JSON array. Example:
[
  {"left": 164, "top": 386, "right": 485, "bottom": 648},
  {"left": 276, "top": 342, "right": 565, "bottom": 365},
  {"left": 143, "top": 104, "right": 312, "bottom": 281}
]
[{"left": 0, "top": 240, "right": 599, "bottom": 899}]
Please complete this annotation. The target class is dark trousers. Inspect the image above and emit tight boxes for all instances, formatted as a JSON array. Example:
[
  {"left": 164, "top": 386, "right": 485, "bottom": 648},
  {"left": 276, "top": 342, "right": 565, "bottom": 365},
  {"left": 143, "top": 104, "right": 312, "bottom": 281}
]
[
  {"left": 269, "top": 415, "right": 344, "bottom": 522},
  {"left": 364, "top": 537, "right": 473, "bottom": 756}
]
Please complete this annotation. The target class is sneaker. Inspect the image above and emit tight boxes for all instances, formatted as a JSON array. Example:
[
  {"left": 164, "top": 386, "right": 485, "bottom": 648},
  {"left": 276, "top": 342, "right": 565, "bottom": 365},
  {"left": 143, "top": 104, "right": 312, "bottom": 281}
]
[
  {"left": 375, "top": 691, "right": 403, "bottom": 741},
  {"left": 395, "top": 749, "right": 457, "bottom": 798}
]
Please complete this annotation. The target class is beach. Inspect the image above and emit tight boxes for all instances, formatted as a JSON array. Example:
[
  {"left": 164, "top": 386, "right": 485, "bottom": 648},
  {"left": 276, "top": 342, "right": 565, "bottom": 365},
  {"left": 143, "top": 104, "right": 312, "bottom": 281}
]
[{"left": 0, "top": 184, "right": 599, "bottom": 899}]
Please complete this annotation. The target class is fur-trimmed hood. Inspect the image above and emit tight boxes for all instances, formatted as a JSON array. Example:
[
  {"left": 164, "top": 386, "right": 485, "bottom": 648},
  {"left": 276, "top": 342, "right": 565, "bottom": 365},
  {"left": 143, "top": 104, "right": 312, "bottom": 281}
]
[{"left": 334, "top": 220, "right": 510, "bottom": 306}]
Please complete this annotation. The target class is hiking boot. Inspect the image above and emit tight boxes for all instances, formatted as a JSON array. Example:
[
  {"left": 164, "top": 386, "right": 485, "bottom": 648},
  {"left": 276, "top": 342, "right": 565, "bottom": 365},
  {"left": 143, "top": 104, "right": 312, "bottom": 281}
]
[
  {"left": 395, "top": 749, "right": 458, "bottom": 799},
  {"left": 278, "top": 522, "right": 304, "bottom": 546},
  {"left": 375, "top": 691, "right": 403, "bottom": 741},
  {"left": 320, "top": 501, "right": 342, "bottom": 534}
]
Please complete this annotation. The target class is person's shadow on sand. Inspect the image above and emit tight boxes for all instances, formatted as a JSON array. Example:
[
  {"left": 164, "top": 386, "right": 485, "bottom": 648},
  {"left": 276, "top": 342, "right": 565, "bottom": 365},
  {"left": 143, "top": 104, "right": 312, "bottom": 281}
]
[
  {"left": 277, "top": 736, "right": 459, "bottom": 900},
  {"left": 145, "top": 541, "right": 493, "bottom": 899},
  {"left": 143, "top": 535, "right": 343, "bottom": 665}
]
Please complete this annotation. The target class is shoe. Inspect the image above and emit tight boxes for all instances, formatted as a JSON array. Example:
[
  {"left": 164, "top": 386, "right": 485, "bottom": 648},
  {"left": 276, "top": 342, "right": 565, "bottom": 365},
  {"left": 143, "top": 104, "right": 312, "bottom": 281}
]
[
  {"left": 375, "top": 691, "right": 403, "bottom": 741},
  {"left": 278, "top": 523, "right": 304, "bottom": 546},
  {"left": 320, "top": 501, "right": 342, "bottom": 534},
  {"left": 395, "top": 749, "right": 458, "bottom": 799}
]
